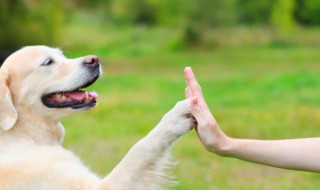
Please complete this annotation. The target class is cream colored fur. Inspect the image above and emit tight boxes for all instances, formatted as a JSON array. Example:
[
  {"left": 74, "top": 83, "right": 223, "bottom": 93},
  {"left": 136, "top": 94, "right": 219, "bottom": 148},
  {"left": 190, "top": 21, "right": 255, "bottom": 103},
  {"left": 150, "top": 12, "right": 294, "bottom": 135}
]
[{"left": 0, "top": 46, "right": 194, "bottom": 190}]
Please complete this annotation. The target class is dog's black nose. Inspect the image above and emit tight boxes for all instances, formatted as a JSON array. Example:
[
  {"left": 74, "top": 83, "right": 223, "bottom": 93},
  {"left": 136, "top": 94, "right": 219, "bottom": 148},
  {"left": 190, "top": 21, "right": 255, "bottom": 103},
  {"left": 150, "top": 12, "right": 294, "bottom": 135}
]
[{"left": 83, "top": 56, "right": 99, "bottom": 67}]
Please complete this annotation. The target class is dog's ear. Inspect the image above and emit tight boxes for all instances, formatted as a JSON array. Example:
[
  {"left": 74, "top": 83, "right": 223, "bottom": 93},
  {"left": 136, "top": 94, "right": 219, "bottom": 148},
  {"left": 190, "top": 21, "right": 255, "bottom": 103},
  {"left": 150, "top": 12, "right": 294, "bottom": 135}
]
[{"left": 0, "top": 69, "right": 18, "bottom": 131}]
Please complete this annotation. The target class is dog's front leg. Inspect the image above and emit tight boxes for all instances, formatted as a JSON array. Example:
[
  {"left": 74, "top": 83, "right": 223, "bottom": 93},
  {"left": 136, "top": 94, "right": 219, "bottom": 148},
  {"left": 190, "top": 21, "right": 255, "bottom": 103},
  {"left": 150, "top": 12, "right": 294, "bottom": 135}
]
[{"left": 98, "top": 99, "right": 194, "bottom": 190}]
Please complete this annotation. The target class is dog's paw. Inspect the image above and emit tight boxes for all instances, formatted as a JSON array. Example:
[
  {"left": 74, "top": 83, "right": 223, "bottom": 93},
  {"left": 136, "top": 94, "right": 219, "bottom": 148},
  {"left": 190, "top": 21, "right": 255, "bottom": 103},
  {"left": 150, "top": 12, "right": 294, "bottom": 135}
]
[{"left": 160, "top": 99, "right": 195, "bottom": 138}]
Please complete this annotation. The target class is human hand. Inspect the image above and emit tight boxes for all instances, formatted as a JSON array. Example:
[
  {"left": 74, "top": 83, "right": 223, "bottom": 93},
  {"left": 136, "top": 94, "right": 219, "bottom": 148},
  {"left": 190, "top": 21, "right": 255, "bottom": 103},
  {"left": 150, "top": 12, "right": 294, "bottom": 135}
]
[{"left": 184, "top": 67, "right": 229, "bottom": 155}]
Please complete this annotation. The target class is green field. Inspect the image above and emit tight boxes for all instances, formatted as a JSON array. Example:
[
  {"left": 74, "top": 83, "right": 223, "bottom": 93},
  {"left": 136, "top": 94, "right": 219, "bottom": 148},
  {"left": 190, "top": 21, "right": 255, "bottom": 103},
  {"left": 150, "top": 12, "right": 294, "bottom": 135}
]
[{"left": 62, "top": 46, "right": 320, "bottom": 189}]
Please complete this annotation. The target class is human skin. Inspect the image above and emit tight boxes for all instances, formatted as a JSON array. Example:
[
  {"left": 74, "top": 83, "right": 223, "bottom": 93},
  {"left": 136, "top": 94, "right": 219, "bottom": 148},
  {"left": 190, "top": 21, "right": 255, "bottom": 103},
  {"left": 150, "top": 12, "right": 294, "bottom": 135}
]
[{"left": 184, "top": 67, "right": 320, "bottom": 172}]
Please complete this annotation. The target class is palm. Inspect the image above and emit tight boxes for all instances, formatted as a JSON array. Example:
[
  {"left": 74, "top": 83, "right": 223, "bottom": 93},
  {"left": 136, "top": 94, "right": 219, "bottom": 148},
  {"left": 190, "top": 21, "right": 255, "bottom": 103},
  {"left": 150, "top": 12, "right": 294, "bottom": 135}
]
[{"left": 184, "top": 67, "right": 225, "bottom": 152}]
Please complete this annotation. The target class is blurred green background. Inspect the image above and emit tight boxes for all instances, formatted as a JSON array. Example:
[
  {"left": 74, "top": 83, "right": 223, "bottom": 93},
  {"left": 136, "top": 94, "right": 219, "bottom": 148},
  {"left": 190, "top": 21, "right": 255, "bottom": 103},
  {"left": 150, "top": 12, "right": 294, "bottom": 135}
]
[{"left": 1, "top": 0, "right": 320, "bottom": 189}]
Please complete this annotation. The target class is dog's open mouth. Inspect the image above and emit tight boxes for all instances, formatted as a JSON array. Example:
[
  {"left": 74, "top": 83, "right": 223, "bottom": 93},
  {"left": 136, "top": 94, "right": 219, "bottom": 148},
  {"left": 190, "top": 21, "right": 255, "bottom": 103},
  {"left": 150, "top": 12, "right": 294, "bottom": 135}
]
[{"left": 42, "top": 76, "right": 99, "bottom": 109}]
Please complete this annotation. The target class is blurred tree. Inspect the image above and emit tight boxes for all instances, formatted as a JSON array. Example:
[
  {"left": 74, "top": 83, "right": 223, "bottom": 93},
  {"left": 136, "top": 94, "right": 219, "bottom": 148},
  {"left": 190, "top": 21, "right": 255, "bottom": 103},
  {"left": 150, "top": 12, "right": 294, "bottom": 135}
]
[
  {"left": 0, "top": 0, "right": 25, "bottom": 49},
  {"left": 71, "top": 0, "right": 109, "bottom": 8},
  {"left": 270, "top": 0, "right": 296, "bottom": 34},
  {"left": 237, "top": 0, "right": 274, "bottom": 24},
  {"left": 149, "top": 0, "right": 187, "bottom": 26},
  {"left": 0, "top": 0, "right": 65, "bottom": 50},
  {"left": 183, "top": 0, "right": 237, "bottom": 46},
  {"left": 187, "top": 0, "right": 236, "bottom": 27},
  {"left": 110, "top": 0, "right": 156, "bottom": 25},
  {"left": 295, "top": 0, "right": 320, "bottom": 26}
]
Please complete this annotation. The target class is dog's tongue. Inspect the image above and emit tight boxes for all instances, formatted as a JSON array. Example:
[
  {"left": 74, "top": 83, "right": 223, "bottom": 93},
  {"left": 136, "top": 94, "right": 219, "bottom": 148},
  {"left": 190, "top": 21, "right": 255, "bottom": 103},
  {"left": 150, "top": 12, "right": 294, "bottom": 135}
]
[{"left": 64, "top": 90, "right": 99, "bottom": 101}]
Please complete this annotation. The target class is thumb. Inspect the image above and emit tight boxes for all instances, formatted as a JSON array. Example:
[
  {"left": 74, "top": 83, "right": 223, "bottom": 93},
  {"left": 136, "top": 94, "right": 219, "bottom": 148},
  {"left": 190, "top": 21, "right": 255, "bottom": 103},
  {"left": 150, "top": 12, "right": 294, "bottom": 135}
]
[{"left": 190, "top": 96, "right": 202, "bottom": 118}]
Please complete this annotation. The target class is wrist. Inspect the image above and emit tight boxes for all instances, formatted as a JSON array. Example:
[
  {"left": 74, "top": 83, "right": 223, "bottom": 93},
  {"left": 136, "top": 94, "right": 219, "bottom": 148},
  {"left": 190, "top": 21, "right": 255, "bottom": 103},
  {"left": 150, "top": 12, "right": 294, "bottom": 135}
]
[
  {"left": 210, "top": 135, "right": 234, "bottom": 157},
  {"left": 200, "top": 122, "right": 233, "bottom": 156},
  {"left": 196, "top": 120, "right": 235, "bottom": 156}
]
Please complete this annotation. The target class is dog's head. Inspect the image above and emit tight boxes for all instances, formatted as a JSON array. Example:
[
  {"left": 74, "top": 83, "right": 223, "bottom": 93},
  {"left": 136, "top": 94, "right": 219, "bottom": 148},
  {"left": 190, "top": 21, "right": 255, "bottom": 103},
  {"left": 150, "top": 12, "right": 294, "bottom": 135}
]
[{"left": 0, "top": 46, "right": 101, "bottom": 131}]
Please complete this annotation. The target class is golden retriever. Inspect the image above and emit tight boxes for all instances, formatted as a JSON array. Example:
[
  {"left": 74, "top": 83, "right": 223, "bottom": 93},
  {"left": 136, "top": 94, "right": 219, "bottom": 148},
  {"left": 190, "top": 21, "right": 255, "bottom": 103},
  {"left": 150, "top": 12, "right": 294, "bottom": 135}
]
[{"left": 0, "top": 46, "right": 194, "bottom": 190}]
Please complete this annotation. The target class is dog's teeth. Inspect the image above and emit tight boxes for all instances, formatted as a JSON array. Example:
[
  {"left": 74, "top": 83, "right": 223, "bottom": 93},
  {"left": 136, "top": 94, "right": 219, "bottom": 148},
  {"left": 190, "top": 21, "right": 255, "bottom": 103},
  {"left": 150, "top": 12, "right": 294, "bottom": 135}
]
[{"left": 85, "top": 92, "right": 89, "bottom": 99}]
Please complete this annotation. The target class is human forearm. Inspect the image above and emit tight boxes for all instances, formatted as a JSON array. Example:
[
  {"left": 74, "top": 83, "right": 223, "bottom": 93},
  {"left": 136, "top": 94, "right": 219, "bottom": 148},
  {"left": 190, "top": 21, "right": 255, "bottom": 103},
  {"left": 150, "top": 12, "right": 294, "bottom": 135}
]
[{"left": 220, "top": 137, "right": 320, "bottom": 172}]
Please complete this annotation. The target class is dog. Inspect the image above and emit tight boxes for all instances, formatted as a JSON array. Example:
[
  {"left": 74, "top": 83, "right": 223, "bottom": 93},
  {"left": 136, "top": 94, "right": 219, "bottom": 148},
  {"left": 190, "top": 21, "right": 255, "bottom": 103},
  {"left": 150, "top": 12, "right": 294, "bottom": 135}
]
[{"left": 0, "top": 46, "right": 194, "bottom": 190}]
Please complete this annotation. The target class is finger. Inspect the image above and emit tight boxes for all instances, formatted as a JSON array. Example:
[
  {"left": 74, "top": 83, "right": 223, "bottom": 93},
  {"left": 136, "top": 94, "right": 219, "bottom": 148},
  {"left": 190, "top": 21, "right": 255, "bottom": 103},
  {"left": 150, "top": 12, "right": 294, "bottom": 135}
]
[
  {"left": 191, "top": 96, "right": 215, "bottom": 125},
  {"left": 185, "top": 67, "right": 211, "bottom": 113},
  {"left": 190, "top": 98, "right": 200, "bottom": 133},
  {"left": 184, "top": 67, "right": 205, "bottom": 101},
  {"left": 184, "top": 67, "right": 195, "bottom": 86},
  {"left": 194, "top": 125, "right": 199, "bottom": 133},
  {"left": 185, "top": 87, "right": 193, "bottom": 99},
  {"left": 190, "top": 96, "right": 206, "bottom": 120}
]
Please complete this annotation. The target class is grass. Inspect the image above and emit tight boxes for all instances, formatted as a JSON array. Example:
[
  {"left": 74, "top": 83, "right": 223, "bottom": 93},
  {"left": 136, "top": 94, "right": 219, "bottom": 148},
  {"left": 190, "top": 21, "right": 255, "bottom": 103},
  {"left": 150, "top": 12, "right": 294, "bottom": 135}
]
[{"left": 61, "top": 46, "right": 320, "bottom": 189}]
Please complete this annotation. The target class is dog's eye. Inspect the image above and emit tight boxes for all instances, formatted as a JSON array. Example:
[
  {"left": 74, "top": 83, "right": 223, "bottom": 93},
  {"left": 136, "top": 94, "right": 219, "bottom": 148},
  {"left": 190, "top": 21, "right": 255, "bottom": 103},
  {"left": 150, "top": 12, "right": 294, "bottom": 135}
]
[{"left": 41, "top": 58, "right": 55, "bottom": 66}]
